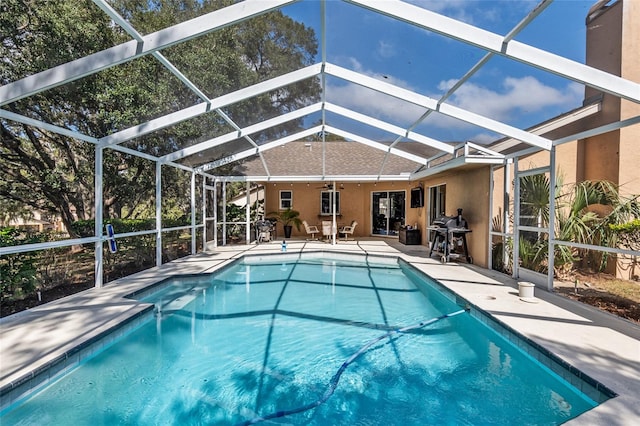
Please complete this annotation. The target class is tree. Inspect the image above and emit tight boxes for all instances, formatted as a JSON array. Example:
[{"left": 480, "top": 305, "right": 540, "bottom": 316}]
[{"left": 1, "top": 0, "right": 320, "bottom": 236}]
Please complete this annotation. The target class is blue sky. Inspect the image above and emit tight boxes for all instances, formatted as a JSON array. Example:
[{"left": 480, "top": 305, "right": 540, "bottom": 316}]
[{"left": 280, "top": 0, "right": 595, "bottom": 144}]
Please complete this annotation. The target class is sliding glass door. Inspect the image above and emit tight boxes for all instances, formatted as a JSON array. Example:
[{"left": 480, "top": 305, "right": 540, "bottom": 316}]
[{"left": 371, "top": 191, "right": 405, "bottom": 236}]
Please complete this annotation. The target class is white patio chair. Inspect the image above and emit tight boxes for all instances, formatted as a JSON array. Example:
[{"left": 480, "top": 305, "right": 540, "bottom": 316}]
[
  {"left": 303, "top": 220, "right": 319, "bottom": 240},
  {"left": 321, "top": 220, "right": 333, "bottom": 242},
  {"left": 339, "top": 221, "right": 358, "bottom": 241}
]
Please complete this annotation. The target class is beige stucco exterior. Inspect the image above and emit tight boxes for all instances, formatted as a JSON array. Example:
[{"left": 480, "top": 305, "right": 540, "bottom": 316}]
[
  {"left": 262, "top": 181, "right": 417, "bottom": 240},
  {"left": 417, "top": 167, "right": 491, "bottom": 267},
  {"left": 619, "top": 0, "right": 640, "bottom": 199},
  {"left": 260, "top": 165, "right": 492, "bottom": 268}
]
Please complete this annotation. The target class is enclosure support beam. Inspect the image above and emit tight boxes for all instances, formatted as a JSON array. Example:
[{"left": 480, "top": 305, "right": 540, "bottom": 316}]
[
  {"left": 222, "top": 182, "right": 227, "bottom": 246},
  {"left": 332, "top": 181, "right": 337, "bottom": 245},
  {"left": 191, "top": 171, "right": 196, "bottom": 255},
  {"left": 156, "top": 162, "right": 162, "bottom": 267},
  {"left": 213, "top": 180, "right": 218, "bottom": 248},
  {"left": 503, "top": 161, "right": 511, "bottom": 270},
  {"left": 547, "top": 147, "right": 557, "bottom": 292},
  {"left": 94, "top": 147, "right": 104, "bottom": 288},
  {"left": 488, "top": 165, "right": 495, "bottom": 271},
  {"left": 512, "top": 158, "right": 520, "bottom": 280},
  {"left": 245, "top": 181, "right": 251, "bottom": 244},
  {"left": 202, "top": 177, "right": 207, "bottom": 252}
]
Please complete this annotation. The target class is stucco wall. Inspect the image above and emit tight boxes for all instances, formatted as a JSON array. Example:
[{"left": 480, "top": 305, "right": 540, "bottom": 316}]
[
  {"left": 418, "top": 166, "right": 491, "bottom": 268},
  {"left": 261, "top": 181, "right": 416, "bottom": 239},
  {"left": 582, "top": 0, "right": 622, "bottom": 184},
  {"left": 619, "top": 0, "right": 640, "bottom": 198},
  {"left": 260, "top": 174, "right": 490, "bottom": 267}
]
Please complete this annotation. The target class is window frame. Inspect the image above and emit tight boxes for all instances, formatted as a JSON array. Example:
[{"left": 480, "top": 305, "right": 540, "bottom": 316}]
[
  {"left": 279, "top": 190, "right": 293, "bottom": 209},
  {"left": 320, "top": 191, "right": 340, "bottom": 215}
]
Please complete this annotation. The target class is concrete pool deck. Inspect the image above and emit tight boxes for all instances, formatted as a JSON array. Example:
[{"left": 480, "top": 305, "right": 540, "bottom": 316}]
[{"left": 1, "top": 239, "right": 639, "bottom": 424}]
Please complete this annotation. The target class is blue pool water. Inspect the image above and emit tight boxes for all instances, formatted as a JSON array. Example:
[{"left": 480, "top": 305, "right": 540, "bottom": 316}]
[{"left": 2, "top": 254, "right": 605, "bottom": 425}]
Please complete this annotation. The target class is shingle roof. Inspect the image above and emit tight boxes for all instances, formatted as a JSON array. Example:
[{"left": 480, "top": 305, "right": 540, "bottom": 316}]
[{"left": 229, "top": 140, "right": 443, "bottom": 177}]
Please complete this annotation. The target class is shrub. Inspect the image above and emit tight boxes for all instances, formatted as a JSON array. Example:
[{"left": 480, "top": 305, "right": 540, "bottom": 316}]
[{"left": 0, "top": 228, "right": 42, "bottom": 301}]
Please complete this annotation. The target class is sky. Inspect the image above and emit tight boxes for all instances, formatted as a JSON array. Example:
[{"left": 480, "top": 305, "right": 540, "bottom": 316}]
[{"left": 279, "top": 0, "right": 596, "bottom": 144}]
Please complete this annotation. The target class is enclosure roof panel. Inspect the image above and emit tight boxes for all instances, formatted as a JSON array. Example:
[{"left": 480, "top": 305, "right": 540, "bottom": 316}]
[{"left": 1, "top": 0, "right": 639, "bottom": 181}]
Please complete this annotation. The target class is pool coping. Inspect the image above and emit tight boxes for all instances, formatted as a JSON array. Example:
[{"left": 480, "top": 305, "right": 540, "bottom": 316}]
[{"left": 1, "top": 239, "right": 639, "bottom": 424}]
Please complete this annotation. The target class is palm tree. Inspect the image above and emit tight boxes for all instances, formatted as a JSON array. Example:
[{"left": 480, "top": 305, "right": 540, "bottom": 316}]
[{"left": 511, "top": 175, "right": 639, "bottom": 276}]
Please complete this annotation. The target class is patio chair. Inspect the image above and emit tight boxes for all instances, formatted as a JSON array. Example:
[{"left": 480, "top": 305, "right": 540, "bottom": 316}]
[
  {"left": 302, "top": 220, "right": 319, "bottom": 240},
  {"left": 321, "top": 220, "right": 334, "bottom": 242},
  {"left": 339, "top": 221, "right": 358, "bottom": 241}
]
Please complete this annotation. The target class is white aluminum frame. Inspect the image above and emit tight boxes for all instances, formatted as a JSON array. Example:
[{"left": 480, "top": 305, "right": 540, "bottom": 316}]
[{"left": 1, "top": 0, "right": 639, "bottom": 293}]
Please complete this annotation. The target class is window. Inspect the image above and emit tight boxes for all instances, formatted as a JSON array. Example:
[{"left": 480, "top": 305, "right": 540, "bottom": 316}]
[
  {"left": 429, "top": 184, "right": 446, "bottom": 223},
  {"left": 320, "top": 191, "right": 340, "bottom": 215},
  {"left": 372, "top": 191, "right": 405, "bottom": 235},
  {"left": 279, "top": 190, "right": 292, "bottom": 209}
]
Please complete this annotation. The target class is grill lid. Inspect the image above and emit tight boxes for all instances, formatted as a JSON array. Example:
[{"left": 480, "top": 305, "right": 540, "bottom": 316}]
[{"left": 433, "top": 208, "right": 468, "bottom": 229}]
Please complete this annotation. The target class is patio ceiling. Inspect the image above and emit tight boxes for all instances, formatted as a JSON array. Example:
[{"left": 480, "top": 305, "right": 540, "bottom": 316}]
[{"left": 1, "top": 0, "right": 639, "bottom": 182}]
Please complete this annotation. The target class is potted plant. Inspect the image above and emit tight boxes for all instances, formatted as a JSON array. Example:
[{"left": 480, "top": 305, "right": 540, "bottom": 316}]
[{"left": 267, "top": 208, "right": 302, "bottom": 238}]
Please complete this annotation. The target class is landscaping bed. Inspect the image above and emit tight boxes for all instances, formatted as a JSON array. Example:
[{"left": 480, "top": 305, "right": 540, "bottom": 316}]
[{"left": 554, "top": 271, "right": 640, "bottom": 324}]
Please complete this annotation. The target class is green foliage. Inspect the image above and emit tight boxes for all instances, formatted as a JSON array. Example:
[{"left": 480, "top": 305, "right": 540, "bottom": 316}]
[
  {"left": 70, "top": 217, "right": 190, "bottom": 237},
  {"left": 267, "top": 208, "right": 302, "bottom": 231},
  {"left": 513, "top": 175, "right": 639, "bottom": 276},
  {"left": 518, "top": 237, "right": 548, "bottom": 274},
  {"left": 519, "top": 174, "right": 551, "bottom": 226},
  {"left": 0, "top": 228, "right": 42, "bottom": 301},
  {"left": 610, "top": 219, "right": 640, "bottom": 251},
  {"left": 1, "top": 0, "right": 320, "bottom": 236}
]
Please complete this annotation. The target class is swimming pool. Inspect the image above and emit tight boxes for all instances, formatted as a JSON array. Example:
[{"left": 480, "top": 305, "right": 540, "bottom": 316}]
[{"left": 1, "top": 253, "right": 612, "bottom": 424}]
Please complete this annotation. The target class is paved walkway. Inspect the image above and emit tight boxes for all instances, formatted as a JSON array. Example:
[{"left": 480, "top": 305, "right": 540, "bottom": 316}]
[{"left": 1, "top": 239, "right": 638, "bottom": 424}]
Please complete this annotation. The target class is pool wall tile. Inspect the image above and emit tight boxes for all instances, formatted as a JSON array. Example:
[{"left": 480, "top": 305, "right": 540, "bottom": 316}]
[
  {"left": 399, "top": 258, "right": 616, "bottom": 406},
  {"left": 0, "top": 305, "right": 154, "bottom": 413}
]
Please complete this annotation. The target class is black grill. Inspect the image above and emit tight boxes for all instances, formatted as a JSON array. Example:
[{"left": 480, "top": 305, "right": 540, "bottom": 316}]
[
  {"left": 432, "top": 209, "right": 468, "bottom": 230},
  {"left": 428, "top": 208, "right": 472, "bottom": 263}
]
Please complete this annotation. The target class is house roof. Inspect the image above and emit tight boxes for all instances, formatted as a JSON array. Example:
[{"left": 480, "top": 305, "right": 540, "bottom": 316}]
[
  {"left": 228, "top": 140, "right": 442, "bottom": 179},
  {"left": 488, "top": 98, "right": 603, "bottom": 156},
  {"left": 2, "top": 1, "right": 639, "bottom": 183}
]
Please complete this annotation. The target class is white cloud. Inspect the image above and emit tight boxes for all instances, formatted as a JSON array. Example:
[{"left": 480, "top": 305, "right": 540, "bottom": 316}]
[
  {"left": 326, "top": 58, "right": 426, "bottom": 126},
  {"left": 325, "top": 81, "right": 426, "bottom": 126},
  {"left": 325, "top": 58, "right": 584, "bottom": 143},
  {"left": 468, "top": 132, "right": 499, "bottom": 144},
  {"left": 377, "top": 40, "right": 395, "bottom": 59},
  {"left": 404, "top": 0, "right": 540, "bottom": 27},
  {"left": 437, "top": 76, "right": 583, "bottom": 123}
]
